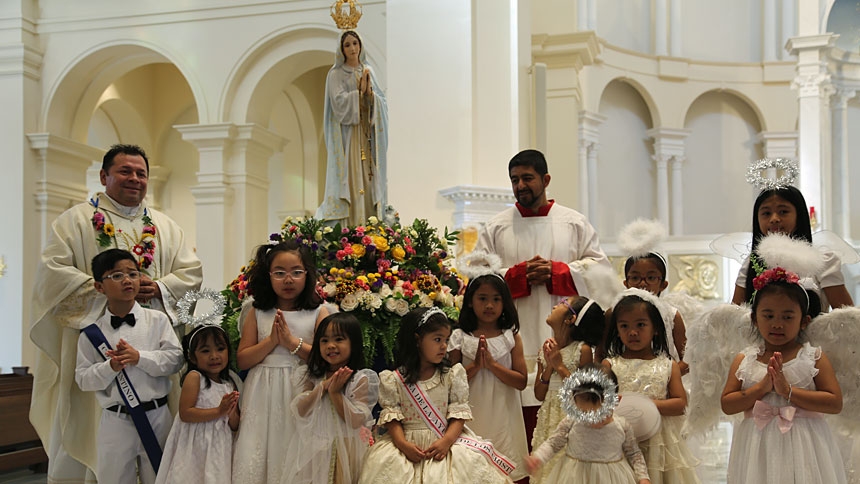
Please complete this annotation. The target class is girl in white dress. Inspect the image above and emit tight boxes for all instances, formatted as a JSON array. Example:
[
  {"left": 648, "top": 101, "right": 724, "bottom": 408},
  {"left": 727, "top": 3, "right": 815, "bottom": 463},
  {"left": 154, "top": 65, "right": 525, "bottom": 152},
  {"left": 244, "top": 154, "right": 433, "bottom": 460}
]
[
  {"left": 449, "top": 274, "right": 529, "bottom": 481},
  {"left": 531, "top": 296, "right": 605, "bottom": 483},
  {"left": 359, "top": 307, "right": 514, "bottom": 484},
  {"left": 721, "top": 267, "right": 846, "bottom": 484},
  {"left": 284, "top": 313, "right": 380, "bottom": 484},
  {"left": 232, "top": 241, "right": 329, "bottom": 484},
  {"left": 731, "top": 186, "right": 853, "bottom": 310},
  {"left": 603, "top": 291, "right": 700, "bottom": 484},
  {"left": 524, "top": 364, "right": 651, "bottom": 484},
  {"left": 155, "top": 325, "right": 239, "bottom": 484}
]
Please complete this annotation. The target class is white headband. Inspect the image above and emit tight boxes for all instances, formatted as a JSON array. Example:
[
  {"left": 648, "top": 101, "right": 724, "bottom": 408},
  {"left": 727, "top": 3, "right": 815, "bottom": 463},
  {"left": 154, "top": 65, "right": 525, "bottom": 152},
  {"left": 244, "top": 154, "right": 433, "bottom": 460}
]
[{"left": 574, "top": 299, "right": 597, "bottom": 327}]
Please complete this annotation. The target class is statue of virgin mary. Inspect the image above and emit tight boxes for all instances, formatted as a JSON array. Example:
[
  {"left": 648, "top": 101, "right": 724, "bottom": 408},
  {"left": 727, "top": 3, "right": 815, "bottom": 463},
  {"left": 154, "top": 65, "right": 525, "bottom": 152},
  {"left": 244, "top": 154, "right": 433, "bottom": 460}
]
[{"left": 315, "top": 30, "right": 389, "bottom": 225}]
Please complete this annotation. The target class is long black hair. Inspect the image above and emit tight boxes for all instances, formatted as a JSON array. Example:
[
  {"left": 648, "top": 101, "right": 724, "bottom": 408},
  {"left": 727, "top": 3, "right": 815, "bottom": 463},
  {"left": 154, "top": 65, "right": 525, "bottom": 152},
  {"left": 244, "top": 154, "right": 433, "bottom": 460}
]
[
  {"left": 307, "top": 313, "right": 366, "bottom": 379},
  {"left": 396, "top": 307, "right": 452, "bottom": 384},
  {"left": 744, "top": 186, "right": 812, "bottom": 303},
  {"left": 458, "top": 275, "right": 519, "bottom": 334},
  {"left": 181, "top": 325, "right": 236, "bottom": 390},
  {"left": 564, "top": 296, "right": 605, "bottom": 348},
  {"left": 247, "top": 240, "right": 321, "bottom": 311},
  {"left": 604, "top": 295, "right": 670, "bottom": 358}
]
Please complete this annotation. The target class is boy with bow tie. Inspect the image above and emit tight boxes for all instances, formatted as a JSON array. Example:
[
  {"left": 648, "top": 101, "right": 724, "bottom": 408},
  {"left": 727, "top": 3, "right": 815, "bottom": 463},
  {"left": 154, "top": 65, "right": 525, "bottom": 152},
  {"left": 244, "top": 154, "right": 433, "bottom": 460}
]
[{"left": 75, "top": 248, "right": 183, "bottom": 484}]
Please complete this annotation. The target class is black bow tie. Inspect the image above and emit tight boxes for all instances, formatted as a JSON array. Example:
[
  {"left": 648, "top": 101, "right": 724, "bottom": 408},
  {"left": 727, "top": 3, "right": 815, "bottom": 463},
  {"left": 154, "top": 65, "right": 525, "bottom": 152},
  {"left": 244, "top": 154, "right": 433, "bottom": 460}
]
[{"left": 111, "top": 313, "right": 136, "bottom": 329}]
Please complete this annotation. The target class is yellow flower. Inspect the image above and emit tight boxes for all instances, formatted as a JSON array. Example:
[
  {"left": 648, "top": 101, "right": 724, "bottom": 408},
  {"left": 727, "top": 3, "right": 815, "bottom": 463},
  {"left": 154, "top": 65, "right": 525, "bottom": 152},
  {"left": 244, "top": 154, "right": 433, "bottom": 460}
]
[
  {"left": 352, "top": 244, "right": 366, "bottom": 258},
  {"left": 357, "top": 275, "right": 369, "bottom": 284},
  {"left": 330, "top": 267, "right": 339, "bottom": 275},
  {"left": 373, "top": 236, "right": 389, "bottom": 252},
  {"left": 391, "top": 245, "right": 406, "bottom": 262},
  {"left": 103, "top": 224, "right": 116, "bottom": 237}
]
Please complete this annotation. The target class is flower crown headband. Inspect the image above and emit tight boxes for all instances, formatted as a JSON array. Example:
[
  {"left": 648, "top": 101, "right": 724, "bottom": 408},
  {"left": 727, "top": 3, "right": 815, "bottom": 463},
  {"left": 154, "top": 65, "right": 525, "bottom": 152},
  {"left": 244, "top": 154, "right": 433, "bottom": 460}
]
[{"left": 751, "top": 266, "right": 809, "bottom": 311}]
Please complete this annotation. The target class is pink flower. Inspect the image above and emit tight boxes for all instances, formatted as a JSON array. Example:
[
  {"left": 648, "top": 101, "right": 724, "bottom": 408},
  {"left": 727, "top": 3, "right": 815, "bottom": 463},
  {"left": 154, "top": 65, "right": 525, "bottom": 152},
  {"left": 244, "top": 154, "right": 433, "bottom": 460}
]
[
  {"left": 342, "top": 227, "right": 350, "bottom": 234},
  {"left": 355, "top": 226, "right": 365, "bottom": 235},
  {"left": 362, "top": 235, "right": 372, "bottom": 246},
  {"left": 752, "top": 267, "right": 800, "bottom": 291},
  {"left": 143, "top": 225, "right": 156, "bottom": 235},
  {"left": 336, "top": 250, "right": 347, "bottom": 261},
  {"left": 92, "top": 212, "right": 105, "bottom": 230}
]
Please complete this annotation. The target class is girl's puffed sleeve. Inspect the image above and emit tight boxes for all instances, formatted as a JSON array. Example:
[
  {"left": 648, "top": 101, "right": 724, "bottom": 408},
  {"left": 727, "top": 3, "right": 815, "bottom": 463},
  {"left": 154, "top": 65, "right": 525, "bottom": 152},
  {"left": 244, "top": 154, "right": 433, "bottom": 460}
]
[
  {"left": 447, "top": 363, "right": 472, "bottom": 421},
  {"left": 377, "top": 370, "right": 404, "bottom": 426}
]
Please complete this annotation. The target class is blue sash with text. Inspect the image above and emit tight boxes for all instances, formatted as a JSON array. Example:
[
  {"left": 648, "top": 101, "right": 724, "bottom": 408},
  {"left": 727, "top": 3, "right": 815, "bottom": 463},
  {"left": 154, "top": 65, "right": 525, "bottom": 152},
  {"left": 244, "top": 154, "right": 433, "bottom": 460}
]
[{"left": 81, "top": 323, "right": 162, "bottom": 473}]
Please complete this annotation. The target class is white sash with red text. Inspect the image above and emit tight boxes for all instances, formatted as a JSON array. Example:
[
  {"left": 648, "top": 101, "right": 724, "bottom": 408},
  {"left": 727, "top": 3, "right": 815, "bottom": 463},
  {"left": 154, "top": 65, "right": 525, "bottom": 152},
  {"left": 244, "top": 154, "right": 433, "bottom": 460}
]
[{"left": 395, "top": 370, "right": 515, "bottom": 476}]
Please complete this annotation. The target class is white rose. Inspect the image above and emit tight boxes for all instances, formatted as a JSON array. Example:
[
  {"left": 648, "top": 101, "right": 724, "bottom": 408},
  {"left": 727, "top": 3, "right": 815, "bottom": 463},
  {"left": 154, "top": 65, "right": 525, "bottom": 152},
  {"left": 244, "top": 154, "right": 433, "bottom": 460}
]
[
  {"left": 323, "top": 282, "right": 337, "bottom": 297},
  {"left": 418, "top": 293, "right": 433, "bottom": 308},
  {"left": 384, "top": 297, "right": 398, "bottom": 313},
  {"left": 315, "top": 231, "right": 323, "bottom": 242},
  {"left": 368, "top": 293, "right": 383, "bottom": 310},
  {"left": 394, "top": 299, "right": 410, "bottom": 316},
  {"left": 378, "top": 284, "right": 393, "bottom": 298},
  {"left": 340, "top": 293, "right": 359, "bottom": 312},
  {"left": 368, "top": 216, "right": 379, "bottom": 225},
  {"left": 453, "top": 295, "right": 464, "bottom": 310},
  {"left": 323, "top": 226, "right": 333, "bottom": 234}
]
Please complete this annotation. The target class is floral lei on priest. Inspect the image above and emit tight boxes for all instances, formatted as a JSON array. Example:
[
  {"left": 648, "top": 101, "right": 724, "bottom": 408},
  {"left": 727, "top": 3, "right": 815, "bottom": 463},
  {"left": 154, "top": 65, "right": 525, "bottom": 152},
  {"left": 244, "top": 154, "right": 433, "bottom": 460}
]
[
  {"left": 90, "top": 196, "right": 157, "bottom": 270},
  {"left": 222, "top": 215, "right": 464, "bottom": 368}
]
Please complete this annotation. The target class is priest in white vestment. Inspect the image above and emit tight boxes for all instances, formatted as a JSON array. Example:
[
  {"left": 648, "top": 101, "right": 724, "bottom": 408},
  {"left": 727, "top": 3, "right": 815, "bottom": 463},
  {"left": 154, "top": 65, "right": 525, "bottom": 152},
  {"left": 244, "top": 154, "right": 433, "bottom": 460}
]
[
  {"left": 475, "top": 149, "right": 610, "bottom": 407},
  {"left": 29, "top": 144, "right": 203, "bottom": 483}
]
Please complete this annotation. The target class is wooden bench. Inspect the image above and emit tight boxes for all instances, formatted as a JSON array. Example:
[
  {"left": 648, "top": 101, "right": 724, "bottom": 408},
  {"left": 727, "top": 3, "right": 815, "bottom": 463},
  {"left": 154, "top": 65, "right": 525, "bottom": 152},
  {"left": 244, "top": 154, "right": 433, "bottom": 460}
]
[{"left": 0, "top": 369, "right": 48, "bottom": 472}]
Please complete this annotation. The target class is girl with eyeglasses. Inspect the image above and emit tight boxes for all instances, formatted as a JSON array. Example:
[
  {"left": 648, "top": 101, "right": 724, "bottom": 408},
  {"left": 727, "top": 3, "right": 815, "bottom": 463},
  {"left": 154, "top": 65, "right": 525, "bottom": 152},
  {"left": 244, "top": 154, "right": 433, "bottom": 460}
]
[{"left": 232, "top": 240, "right": 329, "bottom": 484}]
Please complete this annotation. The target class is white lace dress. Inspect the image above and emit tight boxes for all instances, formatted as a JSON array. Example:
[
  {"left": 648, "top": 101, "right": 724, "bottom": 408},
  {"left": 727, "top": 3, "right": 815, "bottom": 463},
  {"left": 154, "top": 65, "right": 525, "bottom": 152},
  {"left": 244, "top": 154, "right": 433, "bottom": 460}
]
[
  {"left": 449, "top": 329, "right": 528, "bottom": 480},
  {"left": 606, "top": 355, "right": 700, "bottom": 484},
  {"left": 358, "top": 364, "right": 513, "bottom": 484},
  {"left": 531, "top": 416, "right": 650, "bottom": 483},
  {"left": 282, "top": 367, "right": 380, "bottom": 484},
  {"left": 727, "top": 343, "right": 847, "bottom": 484},
  {"left": 530, "top": 341, "right": 584, "bottom": 484},
  {"left": 232, "top": 307, "right": 320, "bottom": 484},
  {"left": 155, "top": 371, "right": 234, "bottom": 484}
]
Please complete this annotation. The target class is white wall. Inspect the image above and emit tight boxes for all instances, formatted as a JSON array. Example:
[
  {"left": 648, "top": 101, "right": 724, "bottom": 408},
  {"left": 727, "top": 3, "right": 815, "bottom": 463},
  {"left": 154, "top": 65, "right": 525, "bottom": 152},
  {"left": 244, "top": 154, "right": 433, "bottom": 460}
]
[
  {"left": 596, "top": 0, "right": 651, "bottom": 54},
  {"left": 682, "top": 0, "right": 763, "bottom": 62}
]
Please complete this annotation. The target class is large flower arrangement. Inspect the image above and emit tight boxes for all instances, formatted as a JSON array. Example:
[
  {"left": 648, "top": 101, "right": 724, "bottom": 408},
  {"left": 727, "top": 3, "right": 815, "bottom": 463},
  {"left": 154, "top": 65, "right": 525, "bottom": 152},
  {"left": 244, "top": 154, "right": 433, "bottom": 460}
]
[{"left": 222, "top": 215, "right": 463, "bottom": 367}]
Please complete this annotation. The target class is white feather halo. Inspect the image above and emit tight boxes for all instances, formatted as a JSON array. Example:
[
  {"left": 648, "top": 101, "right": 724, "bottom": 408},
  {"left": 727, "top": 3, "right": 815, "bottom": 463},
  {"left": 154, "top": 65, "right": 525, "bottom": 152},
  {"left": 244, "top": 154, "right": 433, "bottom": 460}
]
[
  {"left": 456, "top": 250, "right": 503, "bottom": 282},
  {"left": 755, "top": 233, "right": 825, "bottom": 279},
  {"left": 617, "top": 219, "right": 667, "bottom": 259}
]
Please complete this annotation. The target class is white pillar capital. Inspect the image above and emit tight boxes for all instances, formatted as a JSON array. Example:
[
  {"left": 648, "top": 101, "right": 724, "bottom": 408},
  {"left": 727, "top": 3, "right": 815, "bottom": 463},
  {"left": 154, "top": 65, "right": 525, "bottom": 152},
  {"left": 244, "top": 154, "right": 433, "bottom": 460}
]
[
  {"left": 439, "top": 185, "right": 515, "bottom": 229},
  {"left": 832, "top": 88, "right": 857, "bottom": 109},
  {"left": 578, "top": 110, "right": 606, "bottom": 144},
  {"left": 756, "top": 131, "right": 798, "bottom": 160}
]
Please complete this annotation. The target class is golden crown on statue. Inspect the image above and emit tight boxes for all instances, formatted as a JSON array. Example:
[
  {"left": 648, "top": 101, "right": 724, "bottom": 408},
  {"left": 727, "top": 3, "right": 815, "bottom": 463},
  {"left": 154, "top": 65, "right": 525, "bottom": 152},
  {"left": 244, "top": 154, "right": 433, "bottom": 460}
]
[{"left": 331, "top": 0, "right": 363, "bottom": 30}]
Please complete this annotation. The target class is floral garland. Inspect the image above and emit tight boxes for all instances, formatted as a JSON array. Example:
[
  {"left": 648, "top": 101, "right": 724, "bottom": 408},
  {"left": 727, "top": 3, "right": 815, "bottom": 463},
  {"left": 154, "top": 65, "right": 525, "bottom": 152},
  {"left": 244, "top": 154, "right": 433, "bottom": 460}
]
[
  {"left": 752, "top": 266, "right": 800, "bottom": 291},
  {"left": 90, "top": 196, "right": 157, "bottom": 270}
]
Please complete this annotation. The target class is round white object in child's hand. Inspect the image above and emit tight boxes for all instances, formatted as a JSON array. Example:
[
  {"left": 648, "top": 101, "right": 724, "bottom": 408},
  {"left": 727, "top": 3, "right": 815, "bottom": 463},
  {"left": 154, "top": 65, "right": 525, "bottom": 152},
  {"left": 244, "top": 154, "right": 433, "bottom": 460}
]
[{"left": 615, "top": 392, "right": 661, "bottom": 442}]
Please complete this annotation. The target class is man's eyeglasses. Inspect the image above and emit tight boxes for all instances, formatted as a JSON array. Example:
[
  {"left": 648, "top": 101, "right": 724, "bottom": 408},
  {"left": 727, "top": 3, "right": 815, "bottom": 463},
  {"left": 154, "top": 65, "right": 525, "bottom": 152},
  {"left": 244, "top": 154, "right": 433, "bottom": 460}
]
[
  {"left": 270, "top": 270, "right": 307, "bottom": 281},
  {"left": 102, "top": 271, "right": 141, "bottom": 282}
]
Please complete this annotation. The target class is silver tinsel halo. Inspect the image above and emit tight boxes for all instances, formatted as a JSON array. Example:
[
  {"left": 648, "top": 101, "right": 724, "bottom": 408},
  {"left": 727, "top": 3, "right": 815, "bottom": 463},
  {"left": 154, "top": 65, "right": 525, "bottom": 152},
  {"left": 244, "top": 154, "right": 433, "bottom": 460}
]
[
  {"left": 558, "top": 367, "right": 620, "bottom": 425},
  {"left": 176, "top": 289, "right": 227, "bottom": 328},
  {"left": 746, "top": 158, "right": 799, "bottom": 191}
]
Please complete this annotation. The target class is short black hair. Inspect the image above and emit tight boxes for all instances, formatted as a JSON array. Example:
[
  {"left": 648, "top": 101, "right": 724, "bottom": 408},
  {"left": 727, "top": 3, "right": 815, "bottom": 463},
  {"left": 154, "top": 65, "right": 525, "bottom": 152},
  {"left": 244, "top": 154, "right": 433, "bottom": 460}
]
[
  {"left": 91, "top": 248, "right": 137, "bottom": 281},
  {"left": 508, "top": 149, "right": 548, "bottom": 177},
  {"left": 307, "top": 313, "right": 367, "bottom": 378},
  {"left": 102, "top": 144, "right": 150, "bottom": 172}
]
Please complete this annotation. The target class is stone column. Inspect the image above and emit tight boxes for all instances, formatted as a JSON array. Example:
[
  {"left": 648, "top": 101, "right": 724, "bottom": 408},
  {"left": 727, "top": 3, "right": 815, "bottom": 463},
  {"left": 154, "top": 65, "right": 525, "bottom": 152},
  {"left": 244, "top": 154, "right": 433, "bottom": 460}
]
[
  {"left": 786, "top": 33, "right": 837, "bottom": 230},
  {"left": 647, "top": 128, "right": 690, "bottom": 234},
  {"left": 174, "top": 123, "right": 235, "bottom": 290},
  {"left": 669, "top": 0, "right": 682, "bottom": 56},
  {"left": 27, "top": 134, "right": 104, "bottom": 247},
  {"left": 831, "top": 88, "right": 856, "bottom": 239},
  {"left": 578, "top": 111, "right": 605, "bottom": 225},
  {"left": 763, "top": 0, "right": 777, "bottom": 62},
  {"left": 654, "top": 0, "right": 668, "bottom": 56}
]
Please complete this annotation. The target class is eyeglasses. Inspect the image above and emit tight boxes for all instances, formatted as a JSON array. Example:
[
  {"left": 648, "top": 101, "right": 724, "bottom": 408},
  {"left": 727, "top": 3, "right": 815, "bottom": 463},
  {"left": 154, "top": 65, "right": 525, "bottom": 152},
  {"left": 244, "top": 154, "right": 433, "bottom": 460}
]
[
  {"left": 626, "top": 274, "right": 663, "bottom": 285},
  {"left": 102, "top": 271, "right": 141, "bottom": 282},
  {"left": 270, "top": 270, "right": 307, "bottom": 281},
  {"left": 560, "top": 299, "right": 577, "bottom": 317}
]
